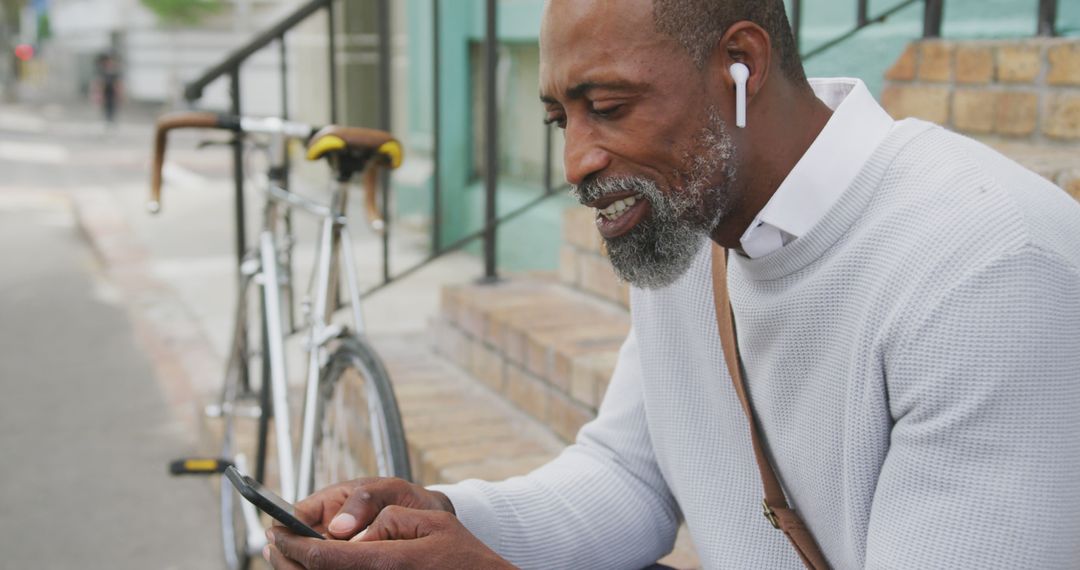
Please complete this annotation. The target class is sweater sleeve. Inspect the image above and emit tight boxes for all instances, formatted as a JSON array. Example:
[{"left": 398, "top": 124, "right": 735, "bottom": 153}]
[
  {"left": 427, "top": 328, "right": 681, "bottom": 569},
  {"left": 866, "top": 245, "right": 1080, "bottom": 568}
]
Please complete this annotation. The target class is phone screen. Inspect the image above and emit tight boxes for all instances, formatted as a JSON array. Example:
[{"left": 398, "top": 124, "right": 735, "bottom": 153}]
[{"left": 225, "top": 466, "right": 325, "bottom": 539}]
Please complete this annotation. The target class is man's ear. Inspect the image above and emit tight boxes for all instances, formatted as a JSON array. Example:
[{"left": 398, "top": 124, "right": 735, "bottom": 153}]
[{"left": 706, "top": 21, "right": 772, "bottom": 114}]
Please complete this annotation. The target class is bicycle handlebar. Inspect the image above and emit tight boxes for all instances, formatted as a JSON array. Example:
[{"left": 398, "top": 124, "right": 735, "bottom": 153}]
[
  {"left": 150, "top": 112, "right": 240, "bottom": 214},
  {"left": 149, "top": 112, "right": 401, "bottom": 236}
]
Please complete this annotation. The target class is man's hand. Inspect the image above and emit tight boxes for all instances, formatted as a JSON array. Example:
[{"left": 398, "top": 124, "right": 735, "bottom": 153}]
[
  {"left": 290, "top": 477, "right": 454, "bottom": 539},
  {"left": 265, "top": 506, "right": 516, "bottom": 570}
]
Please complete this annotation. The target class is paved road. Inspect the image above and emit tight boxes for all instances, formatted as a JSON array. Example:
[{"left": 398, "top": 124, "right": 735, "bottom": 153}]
[{"left": 0, "top": 108, "right": 224, "bottom": 568}]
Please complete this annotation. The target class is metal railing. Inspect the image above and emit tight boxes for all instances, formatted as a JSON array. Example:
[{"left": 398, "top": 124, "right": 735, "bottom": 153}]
[
  {"left": 182, "top": 0, "right": 1061, "bottom": 294},
  {"left": 182, "top": 0, "right": 343, "bottom": 277},
  {"left": 799, "top": 0, "right": 1059, "bottom": 61}
]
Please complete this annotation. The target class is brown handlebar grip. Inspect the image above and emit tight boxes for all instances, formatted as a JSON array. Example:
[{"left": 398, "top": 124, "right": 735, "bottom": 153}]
[
  {"left": 149, "top": 112, "right": 230, "bottom": 214},
  {"left": 363, "top": 164, "right": 386, "bottom": 234}
]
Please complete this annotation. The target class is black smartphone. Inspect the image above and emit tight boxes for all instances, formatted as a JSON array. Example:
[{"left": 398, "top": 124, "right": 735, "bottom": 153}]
[{"left": 225, "top": 466, "right": 325, "bottom": 540}]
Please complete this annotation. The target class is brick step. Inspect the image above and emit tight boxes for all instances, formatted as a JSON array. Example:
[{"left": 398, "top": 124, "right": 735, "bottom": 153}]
[
  {"left": 433, "top": 276, "right": 630, "bottom": 443},
  {"left": 560, "top": 206, "right": 631, "bottom": 307},
  {"left": 982, "top": 139, "right": 1080, "bottom": 198},
  {"left": 429, "top": 281, "right": 703, "bottom": 567},
  {"left": 373, "top": 334, "right": 565, "bottom": 485}
]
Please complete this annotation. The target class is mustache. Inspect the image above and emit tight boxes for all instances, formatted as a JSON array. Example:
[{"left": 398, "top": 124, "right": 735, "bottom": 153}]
[{"left": 571, "top": 176, "right": 657, "bottom": 204}]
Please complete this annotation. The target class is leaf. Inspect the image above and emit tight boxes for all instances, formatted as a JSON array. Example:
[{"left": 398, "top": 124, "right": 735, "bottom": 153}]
[{"left": 139, "top": 0, "right": 224, "bottom": 26}]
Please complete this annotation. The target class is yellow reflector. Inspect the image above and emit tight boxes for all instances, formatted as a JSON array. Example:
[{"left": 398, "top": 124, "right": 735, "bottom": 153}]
[
  {"left": 184, "top": 459, "right": 219, "bottom": 472},
  {"left": 306, "top": 135, "right": 347, "bottom": 161}
]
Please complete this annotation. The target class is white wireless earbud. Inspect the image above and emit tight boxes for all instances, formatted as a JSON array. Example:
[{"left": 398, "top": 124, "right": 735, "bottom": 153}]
[{"left": 730, "top": 63, "right": 750, "bottom": 128}]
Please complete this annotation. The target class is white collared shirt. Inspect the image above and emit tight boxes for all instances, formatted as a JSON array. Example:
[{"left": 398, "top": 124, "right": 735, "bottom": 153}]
[{"left": 739, "top": 78, "right": 896, "bottom": 258}]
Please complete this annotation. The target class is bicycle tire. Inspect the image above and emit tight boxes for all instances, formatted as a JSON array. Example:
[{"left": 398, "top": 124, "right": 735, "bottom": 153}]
[
  {"left": 219, "top": 273, "right": 272, "bottom": 570},
  {"left": 311, "top": 335, "right": 412, "bottom": 491}
]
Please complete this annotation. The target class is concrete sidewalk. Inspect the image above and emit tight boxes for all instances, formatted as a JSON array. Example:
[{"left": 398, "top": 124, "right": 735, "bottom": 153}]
[{"left": 0, "top": 192, "right": 221, "bottom": 569}]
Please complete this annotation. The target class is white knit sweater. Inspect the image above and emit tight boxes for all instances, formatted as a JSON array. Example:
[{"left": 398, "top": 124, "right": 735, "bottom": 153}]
[{"left": 431, "top": 120, "right": 1080, "bottom": 569}]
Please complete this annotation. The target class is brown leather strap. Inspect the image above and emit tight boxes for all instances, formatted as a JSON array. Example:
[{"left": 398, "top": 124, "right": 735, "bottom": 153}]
[{"left": 711, "top": 243, "right": 831, "bottom": 570}]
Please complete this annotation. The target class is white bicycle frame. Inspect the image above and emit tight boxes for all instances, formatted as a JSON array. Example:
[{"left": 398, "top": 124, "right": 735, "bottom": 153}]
[{"left": 224, "top": 117, "right": 387, "bottom": 555}]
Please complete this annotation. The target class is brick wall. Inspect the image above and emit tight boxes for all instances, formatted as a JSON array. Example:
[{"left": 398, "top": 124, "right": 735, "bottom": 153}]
[
  {"left": 882, "top": 37, "right": 1080, "bottom": 200},
  {"left": 882, "top": 38, "right": 1080, "bottom": 142}
]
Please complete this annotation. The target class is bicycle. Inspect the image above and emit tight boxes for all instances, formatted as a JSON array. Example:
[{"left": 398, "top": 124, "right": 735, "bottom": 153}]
[{"left": 151, "top": 112, "right": 412, "bottom": 569}]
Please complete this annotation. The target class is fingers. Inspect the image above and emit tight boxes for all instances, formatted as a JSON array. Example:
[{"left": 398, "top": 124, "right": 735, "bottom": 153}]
[
  {"left": 270, "top": 527, "right": 399, "bottom": 570},
  {"left": 356, "top": 505, "right": 456, "bottom": 542},
  {"left": 326, "top": 478, "right": 409, "bottom": 539},
  {"left": 430, "top": 490, "right": 456, "bottom": 515},
  {"left": 299, "top": 477, "right": 451, "bottom": 540},
  {"left": 326, "top": 488, "right": 376, "bottom": 538},
  {"left": 265, "top": 543, "right": 305, "bottom": 570},
  {"left": 294, "top": 483, "right": 353, "bottom": 528},
  {"left": 270, "top": 529, "right": 341, "bottom": 570}
]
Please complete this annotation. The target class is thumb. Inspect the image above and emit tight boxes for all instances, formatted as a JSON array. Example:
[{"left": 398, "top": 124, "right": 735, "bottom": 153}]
[{"left": 352, "top": 505, "right": 453, "bottom": 542}]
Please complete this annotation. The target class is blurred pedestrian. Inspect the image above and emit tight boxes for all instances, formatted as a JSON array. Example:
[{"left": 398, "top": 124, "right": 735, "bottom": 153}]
[{"left": 91, "top": 53, "right": 123, "bottom": 127}]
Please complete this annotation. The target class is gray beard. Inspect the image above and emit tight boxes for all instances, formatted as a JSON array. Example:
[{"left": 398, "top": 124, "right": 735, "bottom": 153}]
[{"left": 572, "top": 112, "right": 737, "bottom": 290}]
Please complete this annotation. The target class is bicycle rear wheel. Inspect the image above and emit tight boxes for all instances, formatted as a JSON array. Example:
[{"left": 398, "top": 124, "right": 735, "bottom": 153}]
[
  {"left": 219, "top": 273, "right": 271, "bottom": 570},
  {"left": 312, "top": 335, "right": 411, "bottom": 490}
]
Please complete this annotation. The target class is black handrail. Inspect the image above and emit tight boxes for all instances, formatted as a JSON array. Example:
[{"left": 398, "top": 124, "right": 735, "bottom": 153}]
[
  {"left": 377, "top": 0, "right": 392, "bottom": 283},
  {"left": 180, "top": 0, "right": 341, "bottom": 291},
  {"left": 1038, "top": 0, "right": 1058, "bottom": 37},
  {"left": 924, "top": 0, "right": 945, "bottom": 38},
  {"left": 801, "top": 0, "right": 924, "bottom": 62},
  {"left": 799, "top": 0, "right": 1058, "bottom": 61},
  {"left": 184, "top": 0, "right": 331, "bottom": 102},
  {"left": 482, "top": 0, "right": 499, "bottom": 282},
  {"left": 431, "top": 0, "right": 442, "bottom": 255}
]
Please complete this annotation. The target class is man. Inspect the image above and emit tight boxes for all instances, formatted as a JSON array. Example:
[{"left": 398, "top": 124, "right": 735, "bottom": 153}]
[
  {"left": 266, "top": 0, "right": 1080, "bottom": 567},
  {"left": 92, "top": 53, "right": 122, "bottom": 126}
]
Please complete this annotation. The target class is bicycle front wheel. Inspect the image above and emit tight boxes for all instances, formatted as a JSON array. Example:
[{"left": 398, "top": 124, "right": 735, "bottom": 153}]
[
  {"left": 219, "top": 271, "right": 271, "bottom": 570},
  {"left": 311, "top": 335, "right": 411, "bottom": 490}
]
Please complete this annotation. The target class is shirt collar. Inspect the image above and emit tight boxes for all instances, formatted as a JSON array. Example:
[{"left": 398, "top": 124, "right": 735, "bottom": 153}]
[{"left": 738, "top": 78, "right": 895, "bottom": 259}]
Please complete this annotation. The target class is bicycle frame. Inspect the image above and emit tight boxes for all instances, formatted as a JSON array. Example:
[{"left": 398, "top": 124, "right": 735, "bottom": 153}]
[
  {"left": 278, "top": 182, "right": 373, "bottom": 500},
  {"left": 153, "top": 112, "right": 404, "bottom": 566},
  {"left": 243, "top": 123, "right": 376, "bottom": 504}
]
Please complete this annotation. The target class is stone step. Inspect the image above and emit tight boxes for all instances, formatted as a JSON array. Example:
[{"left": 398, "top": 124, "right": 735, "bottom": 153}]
[{"left": 433, "top": 277, "right": 630, "bottom": 443}]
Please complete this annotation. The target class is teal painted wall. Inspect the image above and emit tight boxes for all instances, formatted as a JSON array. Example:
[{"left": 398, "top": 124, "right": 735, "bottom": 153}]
[{"left": 398, "top": 0, "right": 569, "bottom": 273}]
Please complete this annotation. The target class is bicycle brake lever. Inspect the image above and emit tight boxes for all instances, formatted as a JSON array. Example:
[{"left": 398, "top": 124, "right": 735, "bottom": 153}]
[
  {"left": 196, "top": 137, "right": 240, "bottom": 150},
  {"left": 194, "top": 135, "right": 271, "bottom": 151},
  {"left": 308, "top": 324, "right": 346, "bottom": 350}
]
